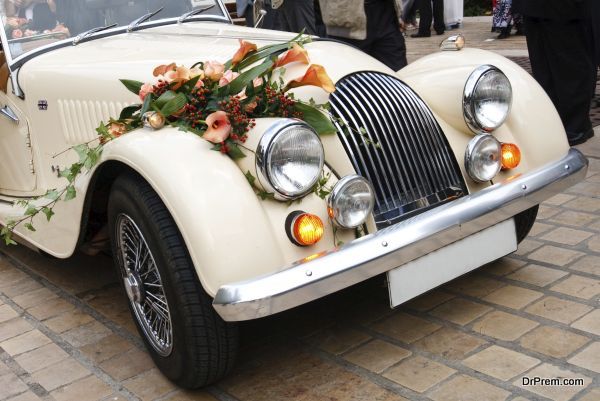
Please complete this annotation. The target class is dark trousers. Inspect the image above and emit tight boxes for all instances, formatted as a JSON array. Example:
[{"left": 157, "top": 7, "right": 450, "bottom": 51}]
[
  {"left": 278, "top": 0, "right": 317, "bottom": 34},
  {"left": 417, "top": 0, "right": 445, "bottom": 35},
  {"left": 524, "top": 17, "right": 594, "bottom": 136},
  {"left": 332, "top": 0, "right": 407, "bottom": 71}
]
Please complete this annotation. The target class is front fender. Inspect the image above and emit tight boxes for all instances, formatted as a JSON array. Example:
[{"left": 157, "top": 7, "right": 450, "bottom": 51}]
[
  {"left": 398, "top": 47, "right": 570, "bottom": 181},
  {"left": 101, "top": 127, "right": 287, "bottom": 296}
]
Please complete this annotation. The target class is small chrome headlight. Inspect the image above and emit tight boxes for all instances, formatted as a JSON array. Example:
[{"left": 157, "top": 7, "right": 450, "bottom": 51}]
[
  {"left": 463, "top": 65, "right": 512, "bottom": 134},
  {"left": 327, "top": 175, "right": 375, "bottom": 228},
  {"left": 256, "top": 120, "right": 324, "bottom": 200},
  {"left": 465, "top": 134, "right": 502, "bottom": 182}
]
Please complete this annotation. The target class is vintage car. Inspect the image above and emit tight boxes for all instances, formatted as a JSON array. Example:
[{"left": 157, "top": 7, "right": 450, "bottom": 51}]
[{"left": 0, "top": 0, "right": 588, "bottom": 389}]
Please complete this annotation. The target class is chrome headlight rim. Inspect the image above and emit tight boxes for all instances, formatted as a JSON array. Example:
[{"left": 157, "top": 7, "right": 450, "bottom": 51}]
[
  {"left": 463, "top": 64, "right": 512, "bottom": 134},
  {"left": 464, "top": 134, "right": 502, "bottom": 183},
  {"left": 256, "top": 119, "right": 325, "bottom": 200},
  {"left": 327, "top": 174, "right": 375, "bottom": 229}
]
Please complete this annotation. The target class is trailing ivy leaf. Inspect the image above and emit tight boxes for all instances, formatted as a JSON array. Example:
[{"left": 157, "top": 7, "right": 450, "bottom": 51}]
[
  {"left": 293, "top": 102, "right": 337, "bottom": 135},
  {"left": 244, "top": 170, "right": 256, "bottom": 186},
  {"left": 119, "top": 105, "right": 141, "bottom": 120},
  {"left": 41, "top": 206, "right": 55, "bottom": 221},
  {"left": 226, "top": 142, "right": 246, "bottom": 159},
  {"left": 24, "top": 205, "right": 37, "bottom": 216},
  {"left": 120, "top": 79, "right": 144, "bottom": 96},
  {"left": 45, "top": 189, "right": 60, "bottom": 201},
  {"left": 64, "top": 185, "right": 76, "bottom": 201},
  {"left": 73, "top": 144, "right": 89, "bottom": 164},
  {"left": 2, "top": 231, "right": 16, "bottom": 246},
  {"left": 84, "top": 146, "right": 102, "bottom": 170},
  {"left": 24, "top": 223, "right": 36, "bottom": 232},
  {"left": 225, "top": 58, "right": 274, "bottom": 96}
]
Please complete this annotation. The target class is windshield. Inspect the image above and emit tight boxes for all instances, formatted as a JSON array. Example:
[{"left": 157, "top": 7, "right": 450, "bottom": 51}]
[{"left": 1, "top": 0, "right": 227, "bottom": 61}]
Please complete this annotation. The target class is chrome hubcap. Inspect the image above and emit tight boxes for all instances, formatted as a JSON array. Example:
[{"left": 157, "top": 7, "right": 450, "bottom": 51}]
[
  {"left": 123, "top": 273, "right": 144, "bottom": 304},
  {"left": 116, "top": 214, "right": 173, "bottom": 357}
]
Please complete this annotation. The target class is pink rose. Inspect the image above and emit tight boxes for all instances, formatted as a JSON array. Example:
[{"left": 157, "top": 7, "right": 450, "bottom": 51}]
[
  {"left": 138, "top": 83, "right": 154, "bottom": 101},
  {"left": 203, "top": 111, "right": 231, "bottom": 143},
  {"left": 244, "top": 100, "right": 258, "bottom": 113},
  {"left": 109, "top": 122, "right": 127, "bottom": 138},
  {"left": 219, "top": 70, "right": 240, "bottom": 87},
  {"left": 204, "top": 61, "right": 225, "bottom": 81},
  {"left": 12, "top": 29, "right": 23, "bottom": 39},
  {"left": 6, "top": 18, "right": 20, "bottom": 28}
]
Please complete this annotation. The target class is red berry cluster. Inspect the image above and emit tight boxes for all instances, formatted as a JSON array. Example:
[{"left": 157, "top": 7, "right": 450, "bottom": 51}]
[
  {"left": 218, "top": 95, "right": 255, "bottom": 143},
  {"left": 182, "top": 86, "right": 210, "bottom": 129},
  {"left": 262, "top": 86, "right": 302, "bottom": 119},
  {"left": 152, "top": 80, "right": 170, "bottom": 98}
]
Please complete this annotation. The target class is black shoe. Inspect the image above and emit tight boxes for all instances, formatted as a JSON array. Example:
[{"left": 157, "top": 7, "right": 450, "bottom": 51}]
[
  {"left": 567, "top": 128, "right": 594, "bottom": 146},
  {"left": 411, "top": 32, "right": 431, "bottom": 38},
  {"left": 497, "top": 28, "right": 510, "bottom": 39},
  {"left": 435, "top": 30, "right": 445, "bottom": 35}
]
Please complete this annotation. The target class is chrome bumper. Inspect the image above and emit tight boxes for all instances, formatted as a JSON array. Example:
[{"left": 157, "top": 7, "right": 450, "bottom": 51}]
[{"left": 213, "top": 149, "right": 588, "bottom": 321}]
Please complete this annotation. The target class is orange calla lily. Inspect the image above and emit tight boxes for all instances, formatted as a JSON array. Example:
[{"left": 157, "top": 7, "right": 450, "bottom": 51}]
[
  {"left": 232, "top": 40, "right": 257, "bottom": 66},
  {"left": 285, "top": 64, "right": 335, "bottom": 93},
  {"left": 153, "top": 62, "right": 177, "bottom": 77},
  {"left": 275, "top": 43, "right": 310, "bottom": 67},
  {"left": 203, "top": 111, "right": 232, "bottom": 143}
]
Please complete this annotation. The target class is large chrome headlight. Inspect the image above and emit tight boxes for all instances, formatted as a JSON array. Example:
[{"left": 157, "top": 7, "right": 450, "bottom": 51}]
[
  {"left": 465, "top": 134, "right": 502, "bottom": 182},
  {"left": 256, "top": 120, "right": 324, "bottom": 200},
  {"left": 463, "top": 65, "right": 512, "bottom": 134}
]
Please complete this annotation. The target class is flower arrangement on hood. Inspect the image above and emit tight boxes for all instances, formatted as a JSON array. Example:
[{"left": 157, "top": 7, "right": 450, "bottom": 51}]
[
  {"left": 97, "top": 35, "right": 336, "bottom": 159},
  {"left": 1, "top": 35, "right": 338, "bottom": 245}
]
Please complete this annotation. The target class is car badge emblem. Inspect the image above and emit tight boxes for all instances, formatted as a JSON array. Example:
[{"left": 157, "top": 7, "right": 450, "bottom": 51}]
[{"left": 38, "top": 100, "right": 48, "bottom": 111}]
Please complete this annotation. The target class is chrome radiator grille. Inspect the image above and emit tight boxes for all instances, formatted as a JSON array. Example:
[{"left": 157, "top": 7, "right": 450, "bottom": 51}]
[{"left": 329, "top": 72, "right": 467, "bottom": 228}]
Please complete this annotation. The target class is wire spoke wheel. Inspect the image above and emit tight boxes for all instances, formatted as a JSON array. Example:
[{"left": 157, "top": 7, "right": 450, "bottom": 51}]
[{"left": 117, "top": 213, "right": 173, "bottom": 356}]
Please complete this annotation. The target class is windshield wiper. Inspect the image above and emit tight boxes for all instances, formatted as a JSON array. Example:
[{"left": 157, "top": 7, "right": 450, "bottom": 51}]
[
  {"left": 127, "top": 7, "right": 163, "bottom": 32},
  {"left": 72, "top": 24, "right": 117, "bottom": 45},
  {"left": 178, "top": 4, "right": 215, "bottom": 24}
]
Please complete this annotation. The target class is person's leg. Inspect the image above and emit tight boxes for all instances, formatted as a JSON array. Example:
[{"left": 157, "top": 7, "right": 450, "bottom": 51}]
[
  {"left": 527, "top": 17, "right": 594, "bottom": 143},
  {"left": 414, "top": 0, "right": 432, "bottom": 36},
  {"left": 432, "top": 0, "right": 444, "bottom": 34},
  {"left": 278, "top": 0, "right": 317, "bottom": 34},
  {"left": 546, "top": 20, "right": 594, "bottom": 141},
  {"left": 244, "top": 5, "right": 254, "bottom": 27},
  {"left": 369, "top": 0, "right": 407, "bottom": 70}
]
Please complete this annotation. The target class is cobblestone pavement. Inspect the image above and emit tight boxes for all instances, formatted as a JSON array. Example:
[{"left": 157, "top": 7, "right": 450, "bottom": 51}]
[{"left": 1, "top": 17, "right": 599, "bottom": 401}]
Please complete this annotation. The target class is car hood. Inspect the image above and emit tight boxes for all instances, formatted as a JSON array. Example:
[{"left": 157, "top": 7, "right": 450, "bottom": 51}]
[{"left": 20, "top": 22, "right": 390, "bottom": 101}]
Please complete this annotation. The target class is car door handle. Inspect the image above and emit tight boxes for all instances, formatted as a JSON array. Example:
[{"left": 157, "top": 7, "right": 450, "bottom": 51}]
[{"left": 0, "top": 105, "right": 19, "bottom": 124}]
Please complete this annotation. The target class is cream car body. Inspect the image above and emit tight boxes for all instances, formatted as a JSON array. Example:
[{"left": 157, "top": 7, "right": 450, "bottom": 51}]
[{"left": 0, "top": 0, "right": 587, "bottom": 388}]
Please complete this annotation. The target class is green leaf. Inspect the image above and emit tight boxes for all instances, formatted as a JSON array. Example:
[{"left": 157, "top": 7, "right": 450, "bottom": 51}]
[
  {"left": 119, "top": 105, "right": 141, "bottom": 120},
  {"left": 120, "top": 79, "right": 144, "bottom": 96},
  {"left": 140, "top": 93, "right": 154, "bottom": 116},
  {"left": 180, "top": 75, "right": 201, "bottom": 93},
  {"left": 24, "top": 205, "right": 37, "bottom": 216},
  {"left": 44, "top": 189, "right": 60, "bottom": 201},
  {"left": 226, "top": 142, "right": 246, "bottom": 159},
  {"left": 41, "top": 206, "right": 55, "bottom": 221},
  {"left": 72, "top": 144, "right": 89, "bottom": 164},
  {"left": 64, "top": 185, "right": 76, "bottom": 201},
  {"left": 293, "top": 102, "right": 337, "bottom": 135},
  {"left": 225, "top": 58, "right": 274, "bottom": 96},
  {"left": 155, "top": 91, "right": 187, "bottom": 117},
  {"left": 24, "top": 223, "right": 36, "bottom": 232},
  {"left": 244, "top": 170, "right": 256, "bottom": 186}
]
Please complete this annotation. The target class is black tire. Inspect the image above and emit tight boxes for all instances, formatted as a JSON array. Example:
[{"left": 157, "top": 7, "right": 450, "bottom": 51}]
[
  {"left": 514, "top": 205, "right": 539, "bottom": 244},
  {"left": 107, "top": 173, "right": 238, "bottom": 389}
]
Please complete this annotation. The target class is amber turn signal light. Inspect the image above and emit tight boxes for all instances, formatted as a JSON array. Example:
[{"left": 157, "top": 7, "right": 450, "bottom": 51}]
[
  {"left": 501, "top": 143, "right": 521, "bottom": 170},
  {"left": 286, "top": 211, "right": 324, "bottom": 246}
]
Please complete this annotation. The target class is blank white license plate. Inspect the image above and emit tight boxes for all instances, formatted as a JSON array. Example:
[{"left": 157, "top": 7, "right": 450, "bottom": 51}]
[{"left": 387, "top": 219, "right": 517, "bottom": 308}]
